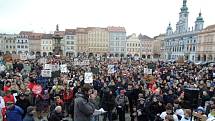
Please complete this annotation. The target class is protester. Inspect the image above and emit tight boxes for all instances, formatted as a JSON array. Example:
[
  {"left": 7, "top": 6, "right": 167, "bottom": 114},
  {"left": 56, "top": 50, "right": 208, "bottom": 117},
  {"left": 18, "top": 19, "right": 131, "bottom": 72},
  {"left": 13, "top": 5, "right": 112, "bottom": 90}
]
[
  {"left": 23, "top": 106, "right": 35, "bottom": 121},
  {"left": 5, "top": 101, "right": 24, "bottom": 121},
  {"left": 115, "top": 89, "right": 129, "bottom": 121},
  {"left": 74, "top": 84, "right": 96, "bottom": 121},
  {"left": 48, "top": 106, "right": 64, "bottom": 121}
]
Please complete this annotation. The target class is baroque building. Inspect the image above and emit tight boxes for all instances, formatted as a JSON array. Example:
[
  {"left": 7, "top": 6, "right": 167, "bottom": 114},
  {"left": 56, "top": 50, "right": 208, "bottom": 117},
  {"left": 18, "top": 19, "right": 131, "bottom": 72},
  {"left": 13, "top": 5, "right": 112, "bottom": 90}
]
[{"left": 164, "top": 0, "right": 204, "bottom": 62}]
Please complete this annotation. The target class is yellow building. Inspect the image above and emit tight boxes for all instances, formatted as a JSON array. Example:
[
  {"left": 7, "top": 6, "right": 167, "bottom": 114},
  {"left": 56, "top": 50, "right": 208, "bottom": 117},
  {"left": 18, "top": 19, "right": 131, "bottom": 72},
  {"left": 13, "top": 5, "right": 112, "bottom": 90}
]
[
  {"left": 76, "top": 28, "right": 88, "bottom": 56},
  {"left": 197, "top": 25, "right": 215, "bottom": 62},
  {"left": 88, "top": 27, "right": 109, "bottom": 55}
]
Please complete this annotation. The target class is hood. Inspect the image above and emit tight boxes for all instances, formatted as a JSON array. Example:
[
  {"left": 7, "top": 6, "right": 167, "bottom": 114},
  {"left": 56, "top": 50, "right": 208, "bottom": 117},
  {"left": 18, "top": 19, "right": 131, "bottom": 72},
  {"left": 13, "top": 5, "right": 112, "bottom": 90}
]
[{"left": 75, "top": 92, "right": 85, "bottom": 98}]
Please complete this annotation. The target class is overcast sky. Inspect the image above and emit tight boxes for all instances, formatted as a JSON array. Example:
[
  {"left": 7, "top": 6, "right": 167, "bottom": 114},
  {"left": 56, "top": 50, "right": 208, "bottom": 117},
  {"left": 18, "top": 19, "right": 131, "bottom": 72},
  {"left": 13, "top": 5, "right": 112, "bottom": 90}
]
[{"left": 0, "top": 0, "right": 214, "bottom": 37}]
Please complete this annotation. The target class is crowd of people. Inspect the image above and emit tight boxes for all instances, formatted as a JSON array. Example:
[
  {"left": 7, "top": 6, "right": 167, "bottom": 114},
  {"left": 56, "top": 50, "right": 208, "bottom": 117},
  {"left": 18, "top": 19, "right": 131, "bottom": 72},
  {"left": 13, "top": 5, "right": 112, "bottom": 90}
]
[{"left": 0, "top": 54, "right": 215, "bottom": 121}]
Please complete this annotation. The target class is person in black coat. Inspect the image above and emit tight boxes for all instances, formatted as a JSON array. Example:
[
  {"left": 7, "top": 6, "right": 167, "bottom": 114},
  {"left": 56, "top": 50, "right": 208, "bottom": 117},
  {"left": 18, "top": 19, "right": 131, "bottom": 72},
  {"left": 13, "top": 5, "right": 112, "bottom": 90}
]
[
  {"left": 148, "top": 97, "right": 163, "bottom": 121},
  {"left": 23, "top": 106, "right": 35, "bottom": 121},
  {"left": 16, "top": 93, "right": 31, "bottom": 118},
  {"left": 48, "top": 106, "right": 64, "bottom": 121},
  {"left": 101, "top": 86, "right": 116, "bottom": 121},
  {"left": 136, "top": 98, "right": 149, "bottom": 121}
]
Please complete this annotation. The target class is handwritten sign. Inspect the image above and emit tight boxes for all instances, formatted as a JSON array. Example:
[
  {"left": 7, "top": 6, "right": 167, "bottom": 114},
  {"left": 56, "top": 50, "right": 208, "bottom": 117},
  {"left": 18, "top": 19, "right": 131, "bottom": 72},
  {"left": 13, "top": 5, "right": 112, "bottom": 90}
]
[
  {"left": 20, "top": 54, "right": 28, "bottom": 60},
  {"left": 44, "top": 64, "right": 52, "bottom": 70},
  {"left": 60, "top": 64, "right": 68, "bottom": 73},
  {"left": 108, "top": 65, "right": 115, "bottom": 74},
  {"left": 74, "top": 59, "right": 90, "bottom": 66},
  {"left": 84, "top": 72, "right": 93, "bottom": 83},
  {"left": 41, "top": 70, "right": 52, "bottom": 77}
]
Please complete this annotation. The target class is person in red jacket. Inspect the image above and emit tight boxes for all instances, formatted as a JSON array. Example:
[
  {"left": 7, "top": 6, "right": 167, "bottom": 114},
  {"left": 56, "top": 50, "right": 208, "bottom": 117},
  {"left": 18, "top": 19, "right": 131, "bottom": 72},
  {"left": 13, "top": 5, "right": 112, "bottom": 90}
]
[
  {"left": 3, "top": 81, "right": 11, "bottom": 92},
  {"left": 3, "top": 90, "right": 15, "bottom": 104},
  {"left": 2, "top": 90, "right": 15, "bottom": 121},
  {"left": 63, "top": 87, "right": 74, "bottom": 116}
]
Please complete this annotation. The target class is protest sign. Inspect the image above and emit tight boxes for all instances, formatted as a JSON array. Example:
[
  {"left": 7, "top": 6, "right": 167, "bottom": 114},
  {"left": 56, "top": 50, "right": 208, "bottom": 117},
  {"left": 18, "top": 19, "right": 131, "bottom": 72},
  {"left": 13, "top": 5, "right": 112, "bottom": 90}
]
[
  {"left": 60, "top": 64, "right": 68, "bottom": 73},
  {"left": 84, "top": 72, "right": 93, "bottom": 83},
  {"left": 44, "top": 64, "right": 52, "bottom": 70},
  {"left": 32, "top": 84, "right": 42, "bottom": 95},
  {"left": 41, "top": 70, "right": 52, "bottom": 77},
  {"left": 39, "top": 58, "right": 47, "bottom": 64},
  {"left": 27, "top": 54, "right": 36, "bottom": 60},
  {"left": 52, "top": 64, "right": 60, "bottom": 72},
  {"left": 74, "top": 59, "right": 90, "bottom": 66},
  {"left": 20, "top": 54, "right": 28, "bottom": 60},
  {"left": 108, "top": 65, "right": 115, "bottom": 74}
]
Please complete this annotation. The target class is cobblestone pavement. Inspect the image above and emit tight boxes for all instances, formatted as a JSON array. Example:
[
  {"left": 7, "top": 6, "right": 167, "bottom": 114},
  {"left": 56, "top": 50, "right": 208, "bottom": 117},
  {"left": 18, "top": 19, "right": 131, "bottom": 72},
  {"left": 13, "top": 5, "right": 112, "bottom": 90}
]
[{"left": 34, "top": 113, "right": 131, "bottom": 121}]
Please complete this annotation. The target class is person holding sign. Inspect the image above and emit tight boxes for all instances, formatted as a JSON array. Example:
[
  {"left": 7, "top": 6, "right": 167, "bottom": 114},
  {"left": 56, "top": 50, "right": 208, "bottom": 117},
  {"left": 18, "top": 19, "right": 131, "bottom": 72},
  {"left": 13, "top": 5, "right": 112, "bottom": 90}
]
[{"left": 74, "top": 84, "right": 95, "bottom": 121}]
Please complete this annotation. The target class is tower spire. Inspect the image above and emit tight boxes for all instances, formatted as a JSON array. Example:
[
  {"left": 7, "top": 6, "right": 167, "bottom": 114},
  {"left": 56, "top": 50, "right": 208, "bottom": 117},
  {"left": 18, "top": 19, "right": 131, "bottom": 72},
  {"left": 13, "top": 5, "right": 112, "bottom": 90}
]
[{"left": 183, "top": 0, "right": 187, "bottom": 7}]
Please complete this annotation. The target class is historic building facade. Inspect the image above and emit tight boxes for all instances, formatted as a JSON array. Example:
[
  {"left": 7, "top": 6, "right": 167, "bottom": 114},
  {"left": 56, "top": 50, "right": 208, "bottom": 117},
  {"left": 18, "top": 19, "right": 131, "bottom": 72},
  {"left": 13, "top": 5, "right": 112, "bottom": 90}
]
[
  {"left": 164, "top": 0, "right": 204, "bottom": 62},
  {"left": 196, "top": 25, "right": 215, "bottom": 62},
  {"left": 139, "top": 34, "right": 154, "bottom": 59},
  {"left": 63, "top": 29, "right": 76, "bottom": 57},
  {"left": 108, "top": 27, "right": 126, "bottom": 57},
  {"left": 87, "top": 27, "right": 109, "bottom": 56},
  {"left": 126, "top": 33, "right": 141, "bottom": 57}
]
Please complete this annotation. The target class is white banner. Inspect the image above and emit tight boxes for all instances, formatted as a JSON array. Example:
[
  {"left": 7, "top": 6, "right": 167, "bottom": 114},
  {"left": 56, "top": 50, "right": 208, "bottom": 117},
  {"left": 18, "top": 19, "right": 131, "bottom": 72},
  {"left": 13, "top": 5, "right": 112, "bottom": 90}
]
[
  {"left": 20, "top": 54, "right": 27, "bottom": 60},
  {"left": 60, "top": 64, "right": 68, "bottom": 73},
  {"left": 84, "top": 72, "right": 93, "bottom": 83},
  {"left": 52, "top": 64, "right": 60, "bottom": 72},
  {"left": 108, "top": 65, "right": 115, "bottom": 74},
  {"left": 74, "top": 59, "right": 90, "bottom": 66},
  {"left": 27, "top": 55, "right": 36, "bottom": 60},
  {"left": 39, "top": 58, "right": 47, "bottom": 64},
  {"left": 41, "top": 70, "right": 52, "bottom": 77},
  {"left": 44, "top": 64, "right": 52, "bottom": 70}
]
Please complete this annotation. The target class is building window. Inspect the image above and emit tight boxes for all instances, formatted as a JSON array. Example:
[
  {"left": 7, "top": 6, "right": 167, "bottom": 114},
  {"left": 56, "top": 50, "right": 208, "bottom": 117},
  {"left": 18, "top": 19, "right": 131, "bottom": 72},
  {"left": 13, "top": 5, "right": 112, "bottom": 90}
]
[
  {"left": 25, "top": 46, "right": 28, "bottom": 48},
  {"left": 21, "top": 45, "right": 24, "bottom": 48},
  {"left": 10, "top": 46, "right": 12, "bottom": 49},
  {"left": 6, "top": 45, "right": 8, "bottom": 48},
  {"left": 25, "top": 40, "right": 27, "bottom": 43},
  {"left": 67, "top": 41, "right": 70, "bottom": 44},
  {"left": 13, "top": 46, "right": 15, "bottom": 49},
  {"left": 17, "top": 45, "right": 20, "bottom": 48}
]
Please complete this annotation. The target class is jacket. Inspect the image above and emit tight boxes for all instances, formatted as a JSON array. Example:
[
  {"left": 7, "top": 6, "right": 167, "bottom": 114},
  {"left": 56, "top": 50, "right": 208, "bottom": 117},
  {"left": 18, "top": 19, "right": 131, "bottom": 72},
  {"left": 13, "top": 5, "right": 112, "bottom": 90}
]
[
  {"left": 6, "top": 105, "right": 24, "bottom": 121},
  {"left": 23, "top": 114, "right": 35, "bottom": 121},
  {"left": 74, "top": 92, "right": 95, "bottom": 121}
]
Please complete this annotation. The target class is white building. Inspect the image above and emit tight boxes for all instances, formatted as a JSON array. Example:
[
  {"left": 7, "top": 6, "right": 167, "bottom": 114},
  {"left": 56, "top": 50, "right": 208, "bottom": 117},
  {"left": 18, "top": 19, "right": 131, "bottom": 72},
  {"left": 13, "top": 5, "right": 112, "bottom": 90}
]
[
  {"left": 126, "top": 33, "right": 141, "bottom": 57},
  {"left": 16, "top": 32, "right": 31, "bottom": 54},
  {"left": 164, "top": 0, "right": 204, "bottom": 62}
]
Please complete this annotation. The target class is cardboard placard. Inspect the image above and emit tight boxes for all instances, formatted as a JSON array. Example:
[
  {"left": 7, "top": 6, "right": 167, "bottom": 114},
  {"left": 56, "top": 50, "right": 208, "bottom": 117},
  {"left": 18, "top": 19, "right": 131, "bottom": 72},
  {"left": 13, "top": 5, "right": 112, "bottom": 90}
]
[
  {"left": 74, "top": 59, "right": 90, "bottom": 66},
  {"left": 20, "top": 54, "right": 28, "bottom": 60},
  {"left": 108, "top": 65, "right": 115, "bottom": 74},
  {"left": 41, "top": 70, "right": 52, "bottom": 77},
  {"left": 44, "top": 64, "right": 52, "bottom": 70},
  {"left": 52, "top": 64, "right": 60, "bottom": 72},
  {"left": 60, "top": 64, "right": 68, "bottom": 73},
  {"left": 39, "top": 58, "right": 47, "bottom": 64},
  {"left": 28, "top": 55, "right": 36, "bottom": 60},
  {"left": 84, "top": 72, "right": 93, "bottom": 83}
]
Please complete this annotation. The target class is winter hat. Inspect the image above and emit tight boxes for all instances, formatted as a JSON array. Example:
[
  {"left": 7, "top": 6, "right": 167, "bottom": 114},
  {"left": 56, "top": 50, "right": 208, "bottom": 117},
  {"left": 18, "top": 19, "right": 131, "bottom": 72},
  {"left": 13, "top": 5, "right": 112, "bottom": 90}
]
[{"left": 27, "top": 106, "right": 34, "bottom": 113}]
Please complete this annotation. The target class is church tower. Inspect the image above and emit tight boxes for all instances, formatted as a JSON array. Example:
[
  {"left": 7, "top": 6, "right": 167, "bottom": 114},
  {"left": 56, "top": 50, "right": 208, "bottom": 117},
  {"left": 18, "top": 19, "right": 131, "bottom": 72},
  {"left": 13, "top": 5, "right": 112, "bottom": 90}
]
[
  {"left": 166, "top": 23, "right": 173, "bottom": 35},
  {"left": 176, "top": 0, "right": 189, "bottom": 33},
  {"left": 195, "top": 12, "right": 204, "bottom": 31}
]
